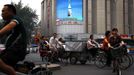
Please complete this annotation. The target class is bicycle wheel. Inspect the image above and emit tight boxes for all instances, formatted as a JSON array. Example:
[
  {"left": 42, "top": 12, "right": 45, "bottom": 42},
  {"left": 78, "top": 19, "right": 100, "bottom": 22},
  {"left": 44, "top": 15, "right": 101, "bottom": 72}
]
[
  {"left": 120, "top": 54, "right": 132, "bottom": 70},
  {"left": 94, "top": 52, "right": 107, "bottom": 69},
  {"left": 113, "top": 59, "right": 122, "bottom": 75},
  {"left": 87, "top": 52, "right": 92, "bottom": 62},
  {"left": 128, "top": 54, "right": 134, "bottom": 67},
  {"left": 69, "top": 56, "right": 78, "bottom": 64}
]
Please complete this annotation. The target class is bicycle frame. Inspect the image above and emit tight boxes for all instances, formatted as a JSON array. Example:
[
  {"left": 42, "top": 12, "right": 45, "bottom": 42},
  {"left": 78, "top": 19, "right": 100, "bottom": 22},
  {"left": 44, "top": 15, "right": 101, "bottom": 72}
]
[{"left": 112, "top": 56, "right": 122, "bottom": 75}]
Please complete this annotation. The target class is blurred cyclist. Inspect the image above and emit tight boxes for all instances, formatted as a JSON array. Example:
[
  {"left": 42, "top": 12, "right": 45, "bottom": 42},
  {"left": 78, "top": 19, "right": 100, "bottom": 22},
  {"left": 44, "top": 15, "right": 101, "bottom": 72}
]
[
  {"left": 49, "top": 33, "right": 59, "bottom": 62},
  {"left": 109, "top": 28, "right": 124, "bottom": 47},
  {"left": 101, "top": 31, "right": 112, "bottom": 67},
  {"left": 0, "top": 4, "right": 27, "bottom": 75},
  {"left": 87, "top": 34, "right": 99, "bottom": 58},
  {"left": 109, "top": 28, "right": 125, "bottom": 72}
]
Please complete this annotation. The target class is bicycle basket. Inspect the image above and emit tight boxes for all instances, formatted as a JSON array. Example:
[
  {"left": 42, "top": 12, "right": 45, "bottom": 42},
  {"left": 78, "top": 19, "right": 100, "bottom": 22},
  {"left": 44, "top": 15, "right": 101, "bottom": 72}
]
[{"left": 111, "top": 46, "right": 124, "bottom": 58}]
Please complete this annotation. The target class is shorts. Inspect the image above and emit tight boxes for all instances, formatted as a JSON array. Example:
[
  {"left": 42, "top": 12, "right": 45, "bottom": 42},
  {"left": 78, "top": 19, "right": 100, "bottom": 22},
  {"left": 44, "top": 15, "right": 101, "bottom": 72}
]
[{"left": 0, "top": 49, "right": 26, "bottom": 67}]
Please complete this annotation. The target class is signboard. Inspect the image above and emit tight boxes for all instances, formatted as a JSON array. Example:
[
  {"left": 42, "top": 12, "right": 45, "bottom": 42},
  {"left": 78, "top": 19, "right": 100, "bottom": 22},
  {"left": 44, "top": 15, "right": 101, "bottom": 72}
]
[{"left": 56, "top": 0, "right": 83, "bottom": 25}]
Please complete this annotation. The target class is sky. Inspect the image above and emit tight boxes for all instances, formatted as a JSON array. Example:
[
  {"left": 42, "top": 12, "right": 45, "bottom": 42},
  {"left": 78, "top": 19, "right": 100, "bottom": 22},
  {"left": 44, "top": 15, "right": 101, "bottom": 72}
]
[
  {"left": 0, "top": 0, "right": 42, "bottom": 21},
  {"left": 57, "top": 0, "right": 83, "bottom": 21}
]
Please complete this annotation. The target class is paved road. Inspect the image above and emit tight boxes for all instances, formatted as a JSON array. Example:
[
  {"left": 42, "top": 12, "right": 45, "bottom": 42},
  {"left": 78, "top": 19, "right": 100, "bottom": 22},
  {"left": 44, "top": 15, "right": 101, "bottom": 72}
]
[
  {"left": 53, "top": 64, "right": 134, "bottom": 75},
  {"left": 25, "top": 53, "right": 134, "bottom": 75},
  {"left": 24, "top": 52, "right": 43, "bottom": 64}
]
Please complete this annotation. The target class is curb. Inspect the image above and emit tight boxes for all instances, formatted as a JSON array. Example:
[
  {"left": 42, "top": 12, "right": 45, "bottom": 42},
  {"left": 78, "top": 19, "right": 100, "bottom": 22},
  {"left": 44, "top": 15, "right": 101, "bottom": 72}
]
[{"left": 34, "top": 64, "right": 61, "bottom": 70}]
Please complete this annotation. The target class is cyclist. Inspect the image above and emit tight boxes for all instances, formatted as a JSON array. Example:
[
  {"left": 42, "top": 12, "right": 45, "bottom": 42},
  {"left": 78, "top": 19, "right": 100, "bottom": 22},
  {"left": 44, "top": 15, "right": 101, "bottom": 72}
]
[
  {"left": 87, "top": 34, "right": 99, "bottom": 58},
  {"left": 109, "top": 28, "right": 125, "bottom": 72},
  {"left": 57, "top": 37, "right": 65, "bottom": 50},
  {"left": 0, "top": 59, "right": 16, "bottom": 75},
  {"left": 109, "top": 28, "right": 124, "bottom": 47},
  {"left": 39, "top": 36, "right": 50, "bottom": 57},
  {"left": 0, "top": 4, "right": 27, "bottom": 75},
  {"left": 49, "top": 33, "right": 59, "bottom": 62},
  {"left": 49, "top": 33, "right": 58, "bottom": 52},
  {"left": 57, "top": 37, "right": 65, "bottom": 58},
  {"left": 101, "top": 31, "right": 112, "bottom": 67}
]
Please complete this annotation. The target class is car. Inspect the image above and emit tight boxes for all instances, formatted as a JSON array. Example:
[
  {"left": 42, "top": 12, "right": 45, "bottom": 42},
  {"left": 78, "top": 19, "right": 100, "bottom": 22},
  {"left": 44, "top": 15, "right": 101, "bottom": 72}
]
[
  {"left": 27, "top": 44, "right": 38, "bottom": 53},
  {"left": 123, "top": 39, "right": 134, "bottom": 54}
]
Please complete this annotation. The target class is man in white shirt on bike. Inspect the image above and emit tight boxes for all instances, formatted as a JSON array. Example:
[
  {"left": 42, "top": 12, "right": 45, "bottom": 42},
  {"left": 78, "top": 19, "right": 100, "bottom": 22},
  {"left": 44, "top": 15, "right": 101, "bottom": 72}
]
[{"left": 87, "top": 34, "right": 99, "bottom": 58}]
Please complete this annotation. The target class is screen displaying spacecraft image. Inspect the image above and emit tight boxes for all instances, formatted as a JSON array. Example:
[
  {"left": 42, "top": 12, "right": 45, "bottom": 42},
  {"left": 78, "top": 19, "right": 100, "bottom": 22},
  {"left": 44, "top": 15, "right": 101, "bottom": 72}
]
[
  {"left": 68, "top": 0, "right": 72, "bottom": 17},
  {"left": 56, "top": 0, "right": 83, "bottom": 25}
]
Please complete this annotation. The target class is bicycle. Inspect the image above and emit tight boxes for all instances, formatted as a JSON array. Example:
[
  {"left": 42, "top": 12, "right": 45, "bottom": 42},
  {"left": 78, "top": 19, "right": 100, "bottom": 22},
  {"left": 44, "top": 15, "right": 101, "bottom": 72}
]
[
  {"left": 112, "top": 45, "right": 134, "bottom": 70},
  {"left": 94, "top": 45, "right": 133, "bottom": 70},
  {"left": 110, "top": 46, "right": 127, "bottom": 75},
  {"left": 94, "top": 48, "right": 107, "bottom": 68}
]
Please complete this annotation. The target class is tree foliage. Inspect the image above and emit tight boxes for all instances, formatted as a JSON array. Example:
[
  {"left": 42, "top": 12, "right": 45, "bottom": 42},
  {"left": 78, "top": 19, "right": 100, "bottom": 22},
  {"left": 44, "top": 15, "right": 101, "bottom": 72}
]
[
  {"left": 0, "top": 19, "right": 2, "bottom": 26},
  {"left": 12, "top": 1, "right": 38, "bottom": 44}
]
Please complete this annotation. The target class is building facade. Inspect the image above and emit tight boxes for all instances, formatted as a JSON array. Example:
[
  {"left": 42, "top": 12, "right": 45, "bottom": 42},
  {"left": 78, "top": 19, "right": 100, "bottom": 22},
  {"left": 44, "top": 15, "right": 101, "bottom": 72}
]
[
  {"left": 86, "top": 0, "right": 134, "bottom": 34},
  {"left": 41, "top": 0, "right": 55, "bottom": 36},
  {"left": 41, "top": 0, "right": 134, "bottom": 36}
]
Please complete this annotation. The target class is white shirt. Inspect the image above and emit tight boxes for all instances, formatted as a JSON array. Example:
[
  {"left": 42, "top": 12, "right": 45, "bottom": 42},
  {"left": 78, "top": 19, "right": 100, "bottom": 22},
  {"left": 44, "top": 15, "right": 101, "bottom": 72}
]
[
  {"left": 49, "top": 36, "right": 58, "bottom": 48},
  {"left": 87, "top": 39, "right": 98, "bottom": 49}
]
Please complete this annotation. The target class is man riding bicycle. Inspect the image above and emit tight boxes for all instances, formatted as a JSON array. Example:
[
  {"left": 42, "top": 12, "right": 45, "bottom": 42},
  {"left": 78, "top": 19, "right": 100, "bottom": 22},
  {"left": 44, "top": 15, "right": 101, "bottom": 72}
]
[
  {"left": 0, "top": 4, "right": 27, "bottom": 75},
  {"left": 109, "top": 28, "right": 124, "bottom": 47},
  {"left": 87, "top": 34, "right": 99, "bottom": 58},
  {"left": 109, "top": 28, "right": 126, "bottom": 72},
  {"left": 49, "top": 33, "right": 59, "bottom": 62},
  {"left": 101, "top": 31, "right": 112, "bottom": 67}
]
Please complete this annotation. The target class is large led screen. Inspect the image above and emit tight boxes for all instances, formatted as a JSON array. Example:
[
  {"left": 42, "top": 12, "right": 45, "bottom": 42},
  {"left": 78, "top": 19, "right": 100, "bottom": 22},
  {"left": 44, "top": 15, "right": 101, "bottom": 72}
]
[{"left": 56, "top": 0, "right": 83, "bottom": 25}]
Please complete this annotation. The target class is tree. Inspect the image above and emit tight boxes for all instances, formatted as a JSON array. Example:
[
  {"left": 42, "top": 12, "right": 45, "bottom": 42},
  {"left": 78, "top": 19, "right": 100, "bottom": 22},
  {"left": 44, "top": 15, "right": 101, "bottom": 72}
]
[
  {"left": 0, "top": 19, "right": 2, "bottom": 26},
  {"left": 12, "top": 1, "right": 38, "bottom": 44},
  {"left": 0, "top": 19, "right": 4, "bottom": 29}
]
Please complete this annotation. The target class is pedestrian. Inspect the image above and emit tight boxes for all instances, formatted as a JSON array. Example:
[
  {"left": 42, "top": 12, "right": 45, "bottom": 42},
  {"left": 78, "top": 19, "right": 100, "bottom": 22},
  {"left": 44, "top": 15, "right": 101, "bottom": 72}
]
[{"left": 0, "top": 4, "right": 27, "bottom": 75}]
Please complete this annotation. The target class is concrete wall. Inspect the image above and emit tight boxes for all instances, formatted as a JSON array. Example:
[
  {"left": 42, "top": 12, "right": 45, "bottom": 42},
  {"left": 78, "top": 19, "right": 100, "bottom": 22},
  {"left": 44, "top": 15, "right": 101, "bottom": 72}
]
[
  {"left": 96, "top": 0, "right": 106, "bottom": 34},
  {"left": 87, "top": 0, "right": 92, "bottom": 33},
  {"left": 41, "top": 0, "right": 134, "bottom": 36},
  {"left": 106, "top": 0, "right": 111, "bottom": 30},
  {"left": 56, "top": 25, "right": 85, "bottom": 34},
  {"left": 116, "top": 0, "right": 124, "bottom": 34}
]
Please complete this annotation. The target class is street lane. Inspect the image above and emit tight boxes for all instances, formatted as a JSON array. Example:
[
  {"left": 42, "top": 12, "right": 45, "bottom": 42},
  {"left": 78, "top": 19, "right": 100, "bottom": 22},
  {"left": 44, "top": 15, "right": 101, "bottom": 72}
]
[
  {"left": 24, "top": 53, "right": 134, "bottom": 75},
  {"left": 53, "top": 64, "right": 134, "bottom": 75}
]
